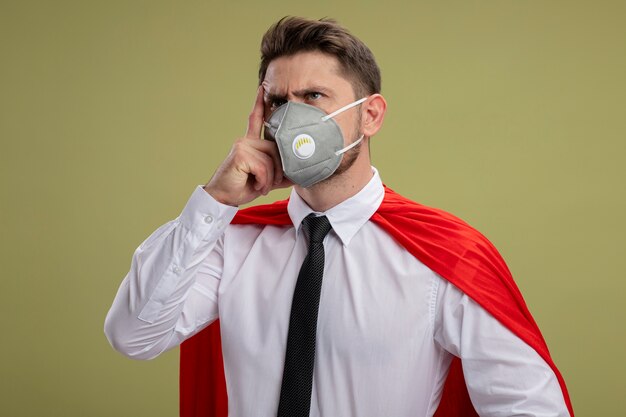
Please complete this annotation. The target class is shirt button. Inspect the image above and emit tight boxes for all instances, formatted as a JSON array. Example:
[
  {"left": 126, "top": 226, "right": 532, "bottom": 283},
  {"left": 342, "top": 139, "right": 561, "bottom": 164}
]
[
  {"left": 204, "top": 215, "right": 214, "bottom": 224},
  {"left": 173, "top": 265, "right": 182, "bottom": 274}
]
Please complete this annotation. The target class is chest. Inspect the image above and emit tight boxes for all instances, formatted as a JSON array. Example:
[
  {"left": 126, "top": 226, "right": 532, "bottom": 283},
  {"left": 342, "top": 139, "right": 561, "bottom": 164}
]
[{"left": 218, "top": 224, "right": 439, "bottom": 360}]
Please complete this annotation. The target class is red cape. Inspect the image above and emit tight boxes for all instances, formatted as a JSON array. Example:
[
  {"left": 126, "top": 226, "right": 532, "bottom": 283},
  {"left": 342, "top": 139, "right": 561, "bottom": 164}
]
[{"left": 180, "top": 186, "right": 574, "bottom": 417}]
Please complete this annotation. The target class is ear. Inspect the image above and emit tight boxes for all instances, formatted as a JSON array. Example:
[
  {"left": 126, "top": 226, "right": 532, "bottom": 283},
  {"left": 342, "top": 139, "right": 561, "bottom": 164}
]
[{"left": 361, "top": 94, "right": 387, "bottom": 138}]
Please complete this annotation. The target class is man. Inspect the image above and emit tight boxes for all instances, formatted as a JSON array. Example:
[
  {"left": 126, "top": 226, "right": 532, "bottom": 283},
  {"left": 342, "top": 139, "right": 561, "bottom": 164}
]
[{"left": 105, "top": 17, "right": 573, "bottom": 416}]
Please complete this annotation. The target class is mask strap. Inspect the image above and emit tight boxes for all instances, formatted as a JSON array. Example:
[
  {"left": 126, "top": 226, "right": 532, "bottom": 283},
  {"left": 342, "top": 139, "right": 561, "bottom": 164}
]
[
  {"left": 335, "top": 135, "right": 364, "bottom": 156},
  {"left": 264, "top": 102, "right": 291, "bottom": 131},
  {"left": 321, "top": 97, "right": 367, "bottom": 122}
]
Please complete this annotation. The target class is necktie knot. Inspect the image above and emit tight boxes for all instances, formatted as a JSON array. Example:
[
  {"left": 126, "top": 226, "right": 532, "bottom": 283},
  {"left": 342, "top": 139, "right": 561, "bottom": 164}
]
[{"left": 302, "top": 215, "right": 332, "bottom": 245}]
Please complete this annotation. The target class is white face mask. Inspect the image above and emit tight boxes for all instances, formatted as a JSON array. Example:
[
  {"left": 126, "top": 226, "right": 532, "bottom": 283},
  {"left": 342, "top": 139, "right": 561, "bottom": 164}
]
[{"left": 264, "top": 97, "right": 367, "bottom": 187}]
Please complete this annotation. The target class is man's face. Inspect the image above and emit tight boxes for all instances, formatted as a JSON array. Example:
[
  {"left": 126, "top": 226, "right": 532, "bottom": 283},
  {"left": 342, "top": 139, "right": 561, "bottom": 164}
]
[{"left": 261, "top": 51, "right": 364, "bottom": 179}]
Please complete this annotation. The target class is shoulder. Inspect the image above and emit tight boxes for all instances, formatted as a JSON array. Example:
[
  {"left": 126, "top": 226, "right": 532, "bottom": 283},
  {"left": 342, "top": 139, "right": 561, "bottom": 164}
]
[
  {"left": 373, "top": 186, "right": 510, "bottom": 278},
  {"left": 376, "top": 186, "right": 486, "bottom": 238},
  {"left": 232, "top": 198, "right": 291, "bottom": 226}
]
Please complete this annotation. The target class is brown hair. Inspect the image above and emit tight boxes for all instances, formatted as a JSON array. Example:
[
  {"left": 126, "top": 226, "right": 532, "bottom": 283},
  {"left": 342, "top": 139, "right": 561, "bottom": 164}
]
[{"left": 258, "top": 17, "right": 381, "bottom": 98}]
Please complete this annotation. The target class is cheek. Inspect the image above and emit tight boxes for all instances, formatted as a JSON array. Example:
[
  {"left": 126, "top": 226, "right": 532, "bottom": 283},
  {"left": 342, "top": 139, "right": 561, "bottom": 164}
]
[
  {"left": 333, "top": 114, "right": 356, "bottom": 139},
  {"left": 340, "top": 116, "right": 362, "bottom": 142}
]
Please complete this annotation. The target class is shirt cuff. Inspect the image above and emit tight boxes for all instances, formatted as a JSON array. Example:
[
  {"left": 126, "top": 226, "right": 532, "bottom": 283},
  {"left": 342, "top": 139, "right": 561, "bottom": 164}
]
[{"left": 179, "top": 186, "right": 239, "bottom": 240}]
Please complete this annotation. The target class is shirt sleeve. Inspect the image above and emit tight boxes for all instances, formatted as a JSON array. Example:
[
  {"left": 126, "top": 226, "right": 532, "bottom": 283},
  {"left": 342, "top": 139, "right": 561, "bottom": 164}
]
[
  {"left": 104, "top": 186, "right": 238, "bottom": 360},
  {"left": 433, "top": 278, "right": 570, "bottom": 417}
]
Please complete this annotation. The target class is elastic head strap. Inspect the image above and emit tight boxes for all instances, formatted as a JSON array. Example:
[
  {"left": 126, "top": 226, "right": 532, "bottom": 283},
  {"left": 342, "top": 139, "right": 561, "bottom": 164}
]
[
  {"left": 321, "top": 97, "right": 368, "bottom": 122},
  {"left": 335, "top": 135, "right": 364, "bottom": 156}
]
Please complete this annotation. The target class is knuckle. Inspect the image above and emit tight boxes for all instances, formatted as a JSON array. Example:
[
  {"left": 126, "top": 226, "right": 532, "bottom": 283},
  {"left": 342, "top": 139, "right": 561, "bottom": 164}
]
[{"left": 232, "top": 139, "right": 246, "bottom": 153}]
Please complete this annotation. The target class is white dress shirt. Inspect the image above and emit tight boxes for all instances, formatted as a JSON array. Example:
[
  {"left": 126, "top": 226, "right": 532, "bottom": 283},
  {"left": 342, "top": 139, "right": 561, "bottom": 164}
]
[{"left": 104, "top": 168, "right": 569, "bottom": 417}]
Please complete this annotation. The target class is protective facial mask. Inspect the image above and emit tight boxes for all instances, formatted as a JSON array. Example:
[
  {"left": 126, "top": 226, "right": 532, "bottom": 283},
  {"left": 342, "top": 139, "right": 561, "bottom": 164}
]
[{"left": 264, "top": 97, "right": 367, "bottom": 188}]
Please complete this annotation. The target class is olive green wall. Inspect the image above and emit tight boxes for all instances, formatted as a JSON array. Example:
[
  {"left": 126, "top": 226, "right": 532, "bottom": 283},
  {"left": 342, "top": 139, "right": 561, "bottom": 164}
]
[{"left": 1, "top": 1, "right": 624, "bottom": 416}]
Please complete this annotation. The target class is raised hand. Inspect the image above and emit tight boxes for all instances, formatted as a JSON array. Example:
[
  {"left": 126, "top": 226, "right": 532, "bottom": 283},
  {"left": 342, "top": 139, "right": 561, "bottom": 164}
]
[{"left": 203, "top": 86, "right": 292, "bottom": 206}]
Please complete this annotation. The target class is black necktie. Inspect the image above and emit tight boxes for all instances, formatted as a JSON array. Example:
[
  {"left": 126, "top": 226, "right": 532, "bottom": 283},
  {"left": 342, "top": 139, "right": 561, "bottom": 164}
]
[{"left": 277, "top": 214, "right": 333, "bottom": 417}]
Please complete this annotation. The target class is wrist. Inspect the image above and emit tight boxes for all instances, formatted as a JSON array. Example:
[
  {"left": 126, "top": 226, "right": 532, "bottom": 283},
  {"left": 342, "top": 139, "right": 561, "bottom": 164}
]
[{"left": 202, "top": 184, "right": 238, "bottom": 207}]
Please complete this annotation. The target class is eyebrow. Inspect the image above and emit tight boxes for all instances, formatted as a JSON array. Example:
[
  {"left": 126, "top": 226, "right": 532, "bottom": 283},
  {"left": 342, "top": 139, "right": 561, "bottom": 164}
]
[{"left": 264, "top": 85, "right": 332, "bottom": 102}]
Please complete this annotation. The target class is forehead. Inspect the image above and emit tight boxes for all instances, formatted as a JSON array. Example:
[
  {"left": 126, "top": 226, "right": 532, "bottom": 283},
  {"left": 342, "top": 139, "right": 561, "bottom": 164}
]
[{"left": 262, "top": 51, "right": 353, "bottom": 95}]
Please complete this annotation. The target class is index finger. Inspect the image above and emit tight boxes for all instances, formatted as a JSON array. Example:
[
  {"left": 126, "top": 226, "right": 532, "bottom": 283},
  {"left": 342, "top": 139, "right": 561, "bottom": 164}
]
[{"left": 245, "top": 85, "right": 265, "bottom": 139}]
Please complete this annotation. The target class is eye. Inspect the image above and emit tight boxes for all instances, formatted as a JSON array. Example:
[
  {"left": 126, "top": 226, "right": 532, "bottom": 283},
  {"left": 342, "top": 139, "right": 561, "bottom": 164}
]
[
  {"left": 270, "top": 99, "right": 287, "bottom": 110},
  {"left": 306, "top": 92, "right": 323, "bottom": 101}
]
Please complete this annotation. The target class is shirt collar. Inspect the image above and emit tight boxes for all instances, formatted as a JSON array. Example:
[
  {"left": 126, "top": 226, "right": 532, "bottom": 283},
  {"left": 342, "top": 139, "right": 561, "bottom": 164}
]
[{"left": 287, "top": 167, "right": 385, "bottom": 247}]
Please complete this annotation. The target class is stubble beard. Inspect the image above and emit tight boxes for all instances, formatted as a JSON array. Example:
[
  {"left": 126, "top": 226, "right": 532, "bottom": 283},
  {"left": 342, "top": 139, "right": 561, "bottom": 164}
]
[{"left": 331, "top": 138, "right": 361, "bottom": 177}]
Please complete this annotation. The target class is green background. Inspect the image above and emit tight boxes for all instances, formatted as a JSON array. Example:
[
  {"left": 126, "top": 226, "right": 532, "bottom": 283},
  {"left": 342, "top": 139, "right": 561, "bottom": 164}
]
[{"left": 1, "top": 1, "right": 624, "bottom": 416}]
